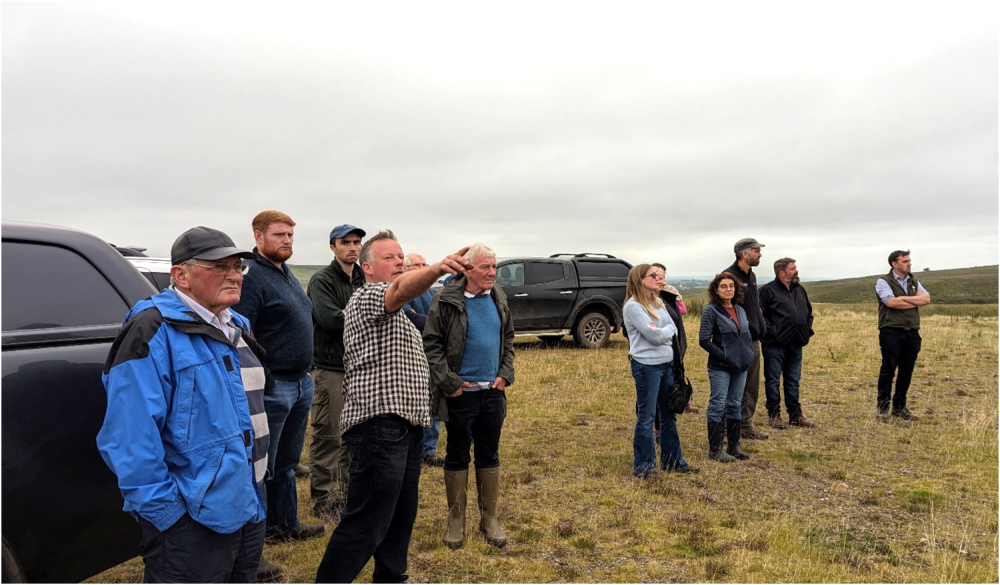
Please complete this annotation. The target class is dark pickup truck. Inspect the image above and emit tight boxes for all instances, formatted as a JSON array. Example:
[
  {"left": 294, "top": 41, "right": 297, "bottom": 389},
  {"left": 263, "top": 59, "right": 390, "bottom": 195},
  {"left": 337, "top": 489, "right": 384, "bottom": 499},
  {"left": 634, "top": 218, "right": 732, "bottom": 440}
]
[
  {"left": 495, "top": 253, "right": 631, "bottom": 348},
  {"left": 2, "top": 221, "right": 155, "bottom": 582}
]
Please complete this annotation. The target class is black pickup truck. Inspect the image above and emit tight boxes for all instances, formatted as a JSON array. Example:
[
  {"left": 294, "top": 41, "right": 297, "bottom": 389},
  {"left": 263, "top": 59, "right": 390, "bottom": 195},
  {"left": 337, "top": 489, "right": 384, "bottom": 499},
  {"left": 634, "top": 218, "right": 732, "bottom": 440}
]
[
  {"left": 2, "top": 221, "right": 155, "bottom": 582},
  {"left": 495, "top": 253, "right": 631, "bottom": 348}
]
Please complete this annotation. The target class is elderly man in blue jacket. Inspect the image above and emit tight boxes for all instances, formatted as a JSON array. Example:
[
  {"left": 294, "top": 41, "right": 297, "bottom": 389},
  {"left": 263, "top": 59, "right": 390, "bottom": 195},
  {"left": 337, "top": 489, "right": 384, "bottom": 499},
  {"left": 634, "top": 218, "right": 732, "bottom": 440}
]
[{"left": 98, "top": 226, "right": 270, "bottom": 583}]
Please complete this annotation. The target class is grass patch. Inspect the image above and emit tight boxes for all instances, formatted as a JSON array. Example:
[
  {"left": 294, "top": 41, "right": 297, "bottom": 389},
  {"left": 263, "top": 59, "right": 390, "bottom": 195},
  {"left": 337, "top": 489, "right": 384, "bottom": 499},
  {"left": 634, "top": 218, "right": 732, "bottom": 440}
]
[{"left": 89, "top": 307, "right": 999, "bottom": 583}]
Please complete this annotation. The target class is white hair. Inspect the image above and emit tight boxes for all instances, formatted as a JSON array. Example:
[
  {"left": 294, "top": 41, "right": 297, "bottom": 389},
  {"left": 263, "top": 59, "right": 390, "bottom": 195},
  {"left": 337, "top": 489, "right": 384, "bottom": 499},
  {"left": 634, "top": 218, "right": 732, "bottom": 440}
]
[
  {"left": 463, "top": 242, "right": 496, "bottom": 263},
  {"left": 405, "top": 252, "right": 426, "bottom": 267}
]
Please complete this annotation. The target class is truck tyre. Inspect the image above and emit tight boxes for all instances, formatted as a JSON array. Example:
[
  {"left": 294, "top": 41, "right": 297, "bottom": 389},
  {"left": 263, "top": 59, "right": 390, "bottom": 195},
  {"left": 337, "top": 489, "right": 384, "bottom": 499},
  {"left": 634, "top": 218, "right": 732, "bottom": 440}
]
[
  {"left": 573, "top": 312, "right": 611, "bottom": 349},
  {"left": 2, "top": 537, "right": 26, "bottom": 583}
]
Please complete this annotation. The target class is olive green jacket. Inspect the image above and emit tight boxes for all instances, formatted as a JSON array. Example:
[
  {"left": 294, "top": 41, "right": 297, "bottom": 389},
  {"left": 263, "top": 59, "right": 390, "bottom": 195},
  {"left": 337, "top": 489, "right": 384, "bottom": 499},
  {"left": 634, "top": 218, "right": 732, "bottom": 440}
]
[{"left": 423, "top": 274, "right": 515, "bottom": 421}]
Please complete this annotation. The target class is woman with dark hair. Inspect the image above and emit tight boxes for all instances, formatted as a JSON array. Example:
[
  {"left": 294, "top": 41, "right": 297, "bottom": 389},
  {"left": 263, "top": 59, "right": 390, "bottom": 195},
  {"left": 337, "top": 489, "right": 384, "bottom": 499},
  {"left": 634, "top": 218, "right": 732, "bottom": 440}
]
[
  {"left": 699, "top": 273, "right": 755, "bottom": 462},
  {"left": 624, "top": 264, "right": 697, "bottom": 477}
]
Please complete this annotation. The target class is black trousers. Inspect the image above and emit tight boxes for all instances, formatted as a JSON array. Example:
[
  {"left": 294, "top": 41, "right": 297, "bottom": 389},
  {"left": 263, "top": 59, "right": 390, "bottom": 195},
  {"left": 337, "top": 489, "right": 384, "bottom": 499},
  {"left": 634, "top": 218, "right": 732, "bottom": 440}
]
[
  {"left": 138, "top": 514, "right": 264, "bottom": 583},
  {"left": 315, "top": 415, "right": 423, "bottom": 584},
  {"left": 444, "top": 389, "right": 506, "bottom": 471},
  {"left": 877, "top": 327, "right": 922, "bottom": 411}
]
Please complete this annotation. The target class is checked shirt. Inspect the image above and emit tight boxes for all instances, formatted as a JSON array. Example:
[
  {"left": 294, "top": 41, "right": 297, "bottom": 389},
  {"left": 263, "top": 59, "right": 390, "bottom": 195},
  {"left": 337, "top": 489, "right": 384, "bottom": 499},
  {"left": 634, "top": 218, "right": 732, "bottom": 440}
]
[{"left": 340, "top": 281, "right": 432, "bottom": 433}]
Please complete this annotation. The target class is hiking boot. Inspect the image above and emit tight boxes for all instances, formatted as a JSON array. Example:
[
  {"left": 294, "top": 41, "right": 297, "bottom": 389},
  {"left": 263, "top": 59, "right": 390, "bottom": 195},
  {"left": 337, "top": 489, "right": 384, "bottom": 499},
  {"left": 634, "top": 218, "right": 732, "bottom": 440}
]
[
  {"left": 294, "top": 463, "right": 310, "bottom": 477},
  {"left": 443, "top": 469, "right": 468, "bottom": 549},
  {"left": 768, "top": 415, "right": 789, "bottom": 429},
  {"left": 423, "top": 453, "right": 446, "bottom": 467},
  {"left": 256, "top": 556, "right": 283, "bottom": 583},
  {"left": 741, "top": 422, "right": 769, "bottom": 440},
  {"left": 707, "top": 420, "right": 736, "bottom": 463},
  {"left": 789, "top": 415, "right": 816, "bottom": 428},
  {"left": 891, "top": 407, "right": 917, "bottom": 421},
  {"left": 726, "top": 419, "right": 750, "bottom": 460},
  {"left": 266, "top": 522, "right": 325, "bottom": 543},
  {"left": 634, "top": 470, "right": 665, "bottom": 481}
]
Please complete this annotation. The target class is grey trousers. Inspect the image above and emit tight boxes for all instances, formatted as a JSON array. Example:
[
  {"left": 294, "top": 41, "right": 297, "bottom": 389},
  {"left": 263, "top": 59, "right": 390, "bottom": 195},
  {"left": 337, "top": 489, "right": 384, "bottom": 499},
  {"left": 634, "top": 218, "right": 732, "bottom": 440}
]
[
  {"left": 741, "top": 340, "right": 762, "bottom": 427},
  {"left": 310, "top": 368, "right": 350, "bottom": 510}
]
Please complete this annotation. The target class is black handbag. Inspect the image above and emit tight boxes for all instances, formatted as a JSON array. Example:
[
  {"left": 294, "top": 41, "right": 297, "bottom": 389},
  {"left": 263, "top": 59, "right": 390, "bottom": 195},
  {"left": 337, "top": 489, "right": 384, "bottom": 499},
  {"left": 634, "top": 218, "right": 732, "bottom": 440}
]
[{"left": 666, "top": 337, "right": 693, "bottom": 414}]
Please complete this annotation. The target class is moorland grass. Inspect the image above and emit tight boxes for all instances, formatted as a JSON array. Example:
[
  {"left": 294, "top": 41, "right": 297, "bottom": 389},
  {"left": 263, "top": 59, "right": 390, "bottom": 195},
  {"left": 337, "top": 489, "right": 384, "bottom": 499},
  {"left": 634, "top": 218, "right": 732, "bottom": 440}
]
[{"left": 90, "top": 307, "right": 998, "bottom": 583}]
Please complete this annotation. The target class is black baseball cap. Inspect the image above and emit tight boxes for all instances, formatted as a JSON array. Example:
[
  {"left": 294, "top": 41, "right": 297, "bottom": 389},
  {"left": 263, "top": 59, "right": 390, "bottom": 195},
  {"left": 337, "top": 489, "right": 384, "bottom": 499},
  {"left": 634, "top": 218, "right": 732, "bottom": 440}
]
[{"left": 171, "top": 226, "right": 255, "bottom": 265}]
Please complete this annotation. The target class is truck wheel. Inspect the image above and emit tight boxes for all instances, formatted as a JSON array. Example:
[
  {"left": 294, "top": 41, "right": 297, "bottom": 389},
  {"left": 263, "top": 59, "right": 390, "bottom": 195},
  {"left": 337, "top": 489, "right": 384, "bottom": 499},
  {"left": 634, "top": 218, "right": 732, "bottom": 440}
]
[
  {"left": 2, "top": 537, "right": 26, "bottom": 583},
  {"left": 538, "top": 335, "right": 563, "bottom": 346},
  {"left": 573, "top": 313, "right": 610, "bottom": 349}
]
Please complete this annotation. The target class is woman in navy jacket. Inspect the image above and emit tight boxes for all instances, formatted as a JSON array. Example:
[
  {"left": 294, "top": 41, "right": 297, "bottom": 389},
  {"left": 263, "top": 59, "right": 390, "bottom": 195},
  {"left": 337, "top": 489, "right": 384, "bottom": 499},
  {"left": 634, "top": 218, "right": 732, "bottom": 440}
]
[{"left": 699, "top": 273, "right": 755, "bottom": 462}]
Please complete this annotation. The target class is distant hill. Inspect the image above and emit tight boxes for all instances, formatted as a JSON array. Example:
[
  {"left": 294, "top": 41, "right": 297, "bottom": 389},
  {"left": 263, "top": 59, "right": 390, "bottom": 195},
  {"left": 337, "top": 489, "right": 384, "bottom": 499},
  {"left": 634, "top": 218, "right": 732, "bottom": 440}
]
[{"left": 805, "top": 265, "right": 998, "bottom": 304}]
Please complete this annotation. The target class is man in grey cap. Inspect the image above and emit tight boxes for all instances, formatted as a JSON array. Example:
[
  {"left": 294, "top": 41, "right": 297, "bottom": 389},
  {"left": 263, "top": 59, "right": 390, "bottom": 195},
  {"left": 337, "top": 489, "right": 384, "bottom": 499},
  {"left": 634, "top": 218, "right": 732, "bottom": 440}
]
[
  {"left": 98, "top": 226, "right": 270, "bottom": 582},
  {"left": 307, "top": 223, "right": 367, "bottom": 518},
  {"left": 722, "top": 237, "right": 770, "bottom": 440}
]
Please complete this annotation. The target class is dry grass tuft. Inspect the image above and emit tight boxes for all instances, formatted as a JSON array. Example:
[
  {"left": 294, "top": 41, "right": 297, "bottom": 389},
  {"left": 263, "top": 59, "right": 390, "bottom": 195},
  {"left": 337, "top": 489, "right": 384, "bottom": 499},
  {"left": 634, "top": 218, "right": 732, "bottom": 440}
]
[{"left": 90, "top": 306, "right": 998, "bottom": 583}]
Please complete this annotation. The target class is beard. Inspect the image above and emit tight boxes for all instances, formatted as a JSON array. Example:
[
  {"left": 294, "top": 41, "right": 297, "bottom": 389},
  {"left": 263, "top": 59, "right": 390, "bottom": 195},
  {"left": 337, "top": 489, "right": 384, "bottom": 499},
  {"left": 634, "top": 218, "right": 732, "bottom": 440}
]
[
  {"left": 789, "top": 275, "right": 800, "bottom": 285},
  {"left": 749, "top": 256, "right": 761, "bottom": 267},
  {"left": 261, "top": 244, "right": 293, "bottom": 264}
]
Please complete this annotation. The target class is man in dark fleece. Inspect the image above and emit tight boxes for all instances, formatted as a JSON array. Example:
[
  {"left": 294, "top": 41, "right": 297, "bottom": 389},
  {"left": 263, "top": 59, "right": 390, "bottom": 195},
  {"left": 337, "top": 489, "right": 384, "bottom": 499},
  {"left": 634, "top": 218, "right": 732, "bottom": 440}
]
[
  {"left": 722, "top": 237, "right": 770, "bottom": 440},
  {"left": 233, "top": 210, "right": 324, "bottom": 582}
]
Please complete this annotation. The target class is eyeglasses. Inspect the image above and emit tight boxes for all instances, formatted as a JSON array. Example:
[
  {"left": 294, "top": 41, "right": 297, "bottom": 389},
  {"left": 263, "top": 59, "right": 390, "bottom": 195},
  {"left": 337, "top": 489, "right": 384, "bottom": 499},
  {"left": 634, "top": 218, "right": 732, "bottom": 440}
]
[
  {"left": 191, "top": 261, "right": 250, "bottom": 276},
  {"left": 644, "top": 273, "right": 665, "bottom": 281}
]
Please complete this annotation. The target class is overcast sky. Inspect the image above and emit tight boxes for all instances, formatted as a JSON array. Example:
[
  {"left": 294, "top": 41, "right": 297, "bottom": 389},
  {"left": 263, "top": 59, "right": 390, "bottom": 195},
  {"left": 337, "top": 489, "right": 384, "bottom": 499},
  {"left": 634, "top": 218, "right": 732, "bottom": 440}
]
[{"left": 3, "top": 2, "right": 997, "bottom": 279}]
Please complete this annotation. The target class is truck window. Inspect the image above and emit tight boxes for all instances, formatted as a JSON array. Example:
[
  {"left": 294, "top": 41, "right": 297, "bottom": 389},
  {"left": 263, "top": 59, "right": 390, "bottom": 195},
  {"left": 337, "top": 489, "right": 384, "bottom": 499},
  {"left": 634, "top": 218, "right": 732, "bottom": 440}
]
[
  {"left": 577, "top": 261, "right": 629, "bottom": 279},
  {"left": 527, "top": 262, "right": 567, "bottom": 285},
  {"left": 497, "top": 263, "right": 525, "bottom": 286},
  {"left": 2, "top": 241, "right": 130, "bottom": 331}
]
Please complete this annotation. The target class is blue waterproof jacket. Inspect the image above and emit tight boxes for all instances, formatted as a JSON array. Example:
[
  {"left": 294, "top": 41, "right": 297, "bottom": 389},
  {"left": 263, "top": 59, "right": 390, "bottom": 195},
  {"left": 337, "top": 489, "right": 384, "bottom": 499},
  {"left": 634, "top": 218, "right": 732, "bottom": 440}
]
[
  {"left": 698, "top": 303, "right": 755, "bottom": 373},
  {"left": 97, "top": 289, "right": 268, "bottom": 534}
]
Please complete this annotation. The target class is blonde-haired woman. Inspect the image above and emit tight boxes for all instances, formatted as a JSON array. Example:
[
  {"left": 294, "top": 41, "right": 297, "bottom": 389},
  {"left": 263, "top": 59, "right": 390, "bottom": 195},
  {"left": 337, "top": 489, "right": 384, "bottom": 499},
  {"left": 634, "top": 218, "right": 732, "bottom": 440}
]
[{"left": 624, "top": 264, "right": 698, "bottom": 477}]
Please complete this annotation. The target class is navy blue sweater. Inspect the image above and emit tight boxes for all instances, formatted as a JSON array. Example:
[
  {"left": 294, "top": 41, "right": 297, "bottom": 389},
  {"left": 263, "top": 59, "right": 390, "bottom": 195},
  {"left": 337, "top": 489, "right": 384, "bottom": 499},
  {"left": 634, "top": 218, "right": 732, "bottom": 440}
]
[{"left": 232, "top": 249, "right": 314, "bottom": 380}]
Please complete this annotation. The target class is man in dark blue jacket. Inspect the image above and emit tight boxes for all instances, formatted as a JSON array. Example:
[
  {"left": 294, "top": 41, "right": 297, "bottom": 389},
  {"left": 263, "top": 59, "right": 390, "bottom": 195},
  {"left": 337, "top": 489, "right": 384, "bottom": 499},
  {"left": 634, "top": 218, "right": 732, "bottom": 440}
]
[
  {"left": 98, "top": 226, "right": 269, "bottom": 583},
  {"left": 233, "top": 211, "right": 324, "bottom": 581},
  {"left": 759, "top": 258, "right": 816, "bottom": 429}
]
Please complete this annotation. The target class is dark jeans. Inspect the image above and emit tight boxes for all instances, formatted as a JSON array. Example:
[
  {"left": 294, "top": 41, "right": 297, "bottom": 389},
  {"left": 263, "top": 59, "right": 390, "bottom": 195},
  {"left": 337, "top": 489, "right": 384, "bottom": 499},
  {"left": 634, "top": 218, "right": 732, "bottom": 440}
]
[
  {"left": 443, "top": 389, "right": 506, "bottom": 471},
  {"left": 762, "top": 344, "right": 803, "bottom": 419},
  {"left": 877, "top": 327, "right": 922, "bottom": 411},
  {"left": 264, "top": 373, "right": 314, "bottom": 534},
  {"left": 138, "top": 514, "right": 264, "bottom": 583},
  {"left": 315, "top": 415, "right": 423, "bottom": 583},
  {"left": 631, "top": 358, "right": 686, "bottom": 475}
]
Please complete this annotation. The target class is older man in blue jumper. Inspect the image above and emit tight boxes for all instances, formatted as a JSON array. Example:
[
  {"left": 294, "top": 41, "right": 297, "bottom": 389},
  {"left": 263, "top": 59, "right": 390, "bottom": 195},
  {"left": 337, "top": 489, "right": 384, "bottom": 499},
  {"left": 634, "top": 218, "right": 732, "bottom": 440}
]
[{"left": 424, "top": 243, "right": 515, "bottom": 550}]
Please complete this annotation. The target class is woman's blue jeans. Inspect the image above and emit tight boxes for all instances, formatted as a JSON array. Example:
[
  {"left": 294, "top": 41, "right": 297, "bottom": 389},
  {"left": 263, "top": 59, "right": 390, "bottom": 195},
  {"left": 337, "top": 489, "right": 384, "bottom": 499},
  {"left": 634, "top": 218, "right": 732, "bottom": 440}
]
[
  {"left": 631, "top": 358, "right": 687, "bottom": 475},
  {"left": 706, "top": 367, "right": 747, "bottom": 424}
]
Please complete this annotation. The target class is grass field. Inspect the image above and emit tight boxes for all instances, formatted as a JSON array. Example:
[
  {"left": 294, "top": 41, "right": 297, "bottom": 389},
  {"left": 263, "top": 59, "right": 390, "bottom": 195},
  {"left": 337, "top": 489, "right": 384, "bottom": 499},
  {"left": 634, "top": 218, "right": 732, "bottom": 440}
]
[{"left": 90, "top": 303, "right": 998, "bottom": 583}]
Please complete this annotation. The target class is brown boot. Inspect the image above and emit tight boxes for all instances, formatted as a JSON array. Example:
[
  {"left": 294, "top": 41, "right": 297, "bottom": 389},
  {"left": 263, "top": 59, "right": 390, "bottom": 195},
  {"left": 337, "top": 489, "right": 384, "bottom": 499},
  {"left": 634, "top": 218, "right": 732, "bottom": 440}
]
[
  {"left": 741, "top": 420, "right": 770, "bottom": 440},
  {"left": 476, "top": 466, "right": 507, "bottom": 548},
  {"left": 443, "top": 469, "right": 468, "bottom": 549}
]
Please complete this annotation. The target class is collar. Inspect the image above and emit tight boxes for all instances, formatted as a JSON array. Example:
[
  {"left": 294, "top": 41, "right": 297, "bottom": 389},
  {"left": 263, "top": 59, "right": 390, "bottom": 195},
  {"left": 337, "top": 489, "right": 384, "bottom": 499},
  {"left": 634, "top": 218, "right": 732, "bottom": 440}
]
[{"left": 171, "top": 285, "right": 233, "bottom": 336}]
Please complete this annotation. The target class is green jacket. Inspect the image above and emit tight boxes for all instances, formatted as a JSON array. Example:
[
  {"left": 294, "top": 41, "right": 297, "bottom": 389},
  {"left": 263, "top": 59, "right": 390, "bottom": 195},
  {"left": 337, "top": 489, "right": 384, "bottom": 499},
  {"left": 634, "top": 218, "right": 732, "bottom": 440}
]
[
  {"left": 423, "top": 274, "right": 515, "bottom": 421},
  {"left": 308, "top": 260, "right": 365, "bottom": 371}
]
